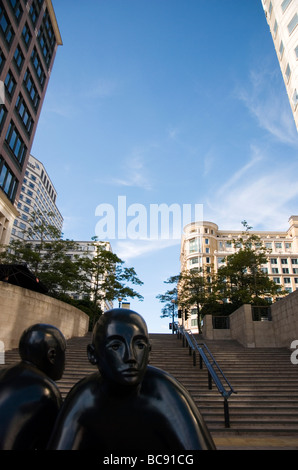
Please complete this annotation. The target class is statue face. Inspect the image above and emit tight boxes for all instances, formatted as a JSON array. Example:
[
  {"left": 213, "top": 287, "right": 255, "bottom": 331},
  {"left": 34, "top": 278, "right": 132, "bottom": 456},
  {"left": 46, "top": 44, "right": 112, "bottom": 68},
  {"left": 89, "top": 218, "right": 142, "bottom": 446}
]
[{"left": 98, "top": 319, "right": 150, "bottom": 387}]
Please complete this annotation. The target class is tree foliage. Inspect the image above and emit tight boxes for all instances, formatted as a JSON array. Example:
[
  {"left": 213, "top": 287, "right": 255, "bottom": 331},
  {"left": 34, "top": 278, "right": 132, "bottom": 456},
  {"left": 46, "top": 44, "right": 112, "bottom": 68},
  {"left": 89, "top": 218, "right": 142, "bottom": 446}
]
[
  {"left": 157, "top": 221, "right": 286, "bottom": 327},
  {"left": 216, "top": 220, "right": 284, "bottom": 309},
  {"left": 0, "top": 214, "right": 143, "bottom": 327}
]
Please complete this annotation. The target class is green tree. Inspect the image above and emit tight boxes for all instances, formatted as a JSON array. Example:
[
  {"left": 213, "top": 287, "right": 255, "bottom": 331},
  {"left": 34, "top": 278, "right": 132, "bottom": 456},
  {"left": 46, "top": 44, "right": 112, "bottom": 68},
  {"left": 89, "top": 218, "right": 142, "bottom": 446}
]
[
  {"left": 216, "top": 221, "right": 284, "bottom": 309},
  {"left": 0, "top": 219, "right": 144, "bottom": 327},
  {"left": 156, "top": 275, "right": 179, "bottom": 333},
  {"left": 178, "top": 267, "right": 216, "bottom": 334},
  {"left": 77, "top": 238, "right": 144, "bottom": 327}
]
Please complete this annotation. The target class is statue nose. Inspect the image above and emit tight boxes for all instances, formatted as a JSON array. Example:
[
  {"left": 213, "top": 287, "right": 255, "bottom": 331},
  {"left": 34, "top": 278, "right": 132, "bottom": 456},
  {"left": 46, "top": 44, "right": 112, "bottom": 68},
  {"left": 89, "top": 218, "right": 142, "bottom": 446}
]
[{"left": 124, "top": 343, "right": 136, "bottom": 363}]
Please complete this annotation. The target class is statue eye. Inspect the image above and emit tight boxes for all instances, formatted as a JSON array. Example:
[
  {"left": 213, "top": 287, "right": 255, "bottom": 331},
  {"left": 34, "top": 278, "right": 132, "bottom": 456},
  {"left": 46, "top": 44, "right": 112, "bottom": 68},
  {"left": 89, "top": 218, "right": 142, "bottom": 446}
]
[
  {"left": 107, "top": 341, "right": 122, "bottom": 351},
  {"left": 135, "top": 341, "right": 146, "bottom": 350}
]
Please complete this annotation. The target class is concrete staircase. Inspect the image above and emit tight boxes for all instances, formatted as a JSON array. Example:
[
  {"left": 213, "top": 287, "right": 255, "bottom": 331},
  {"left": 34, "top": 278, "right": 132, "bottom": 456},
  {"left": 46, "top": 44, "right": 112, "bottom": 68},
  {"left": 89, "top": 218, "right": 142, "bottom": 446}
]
[{"left": 2, "top": 332, "right": 298, "bottom": 450}]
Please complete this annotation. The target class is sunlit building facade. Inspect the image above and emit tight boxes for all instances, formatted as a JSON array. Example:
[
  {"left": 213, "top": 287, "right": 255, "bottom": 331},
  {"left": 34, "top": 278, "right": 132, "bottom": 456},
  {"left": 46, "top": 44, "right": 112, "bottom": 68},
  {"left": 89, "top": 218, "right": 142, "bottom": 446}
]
[
  {"left": 10, "top": 154, "right": 63, "bottom": 240},
  {"left": 261, "top": 0, "right": 298, "bottom": 130},
  {"left": 180, "top": 216, "right": 298, "bottom": 331},
  {"left": 0, "top": 0, "right": 62, "bottom": 245}
]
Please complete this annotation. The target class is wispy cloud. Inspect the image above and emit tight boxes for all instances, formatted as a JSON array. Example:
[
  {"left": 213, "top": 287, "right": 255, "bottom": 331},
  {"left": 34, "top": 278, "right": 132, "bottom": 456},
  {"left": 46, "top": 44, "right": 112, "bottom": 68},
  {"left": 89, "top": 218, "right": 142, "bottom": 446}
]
[
  {"left": 113, "top": 239, "right": 180, "bottom": 262},
  {"left": 110, "top": 146, "right": 155, "bottom": 191},
  {"left": 84, "top": 78, "right": 119, "bottom": 99},
  {"left": 235, "top": 67, "right": 298, "bottom": 145},
  {"left": 205, "top": 144, "right": 298, "bottom": 232}
]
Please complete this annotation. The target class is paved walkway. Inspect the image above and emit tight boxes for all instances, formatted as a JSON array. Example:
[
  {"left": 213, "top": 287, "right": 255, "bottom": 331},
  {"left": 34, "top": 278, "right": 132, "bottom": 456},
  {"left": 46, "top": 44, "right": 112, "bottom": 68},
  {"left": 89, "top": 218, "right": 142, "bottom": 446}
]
[{"left": 213, "top": 436, "right": 298, "bottom": 450}]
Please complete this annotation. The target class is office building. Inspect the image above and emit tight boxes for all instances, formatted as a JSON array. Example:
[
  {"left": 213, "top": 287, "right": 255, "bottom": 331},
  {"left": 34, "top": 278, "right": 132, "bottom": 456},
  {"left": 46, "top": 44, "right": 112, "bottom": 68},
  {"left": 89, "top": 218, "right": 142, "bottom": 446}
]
[
  {"left": 261, "top": 0, "right": 298, "bottom": 130},
  {"left": 0, "top": 0, "right": 62, "bottom": 245},
  {"left": 180, "top": 216, "right": 298, "bottom": 330},
  {"left": 10, "top": 154, "right": 63, "bottom": 240},
  {"left": 65, "top": 240, "right": 114, "bottom": 313}
]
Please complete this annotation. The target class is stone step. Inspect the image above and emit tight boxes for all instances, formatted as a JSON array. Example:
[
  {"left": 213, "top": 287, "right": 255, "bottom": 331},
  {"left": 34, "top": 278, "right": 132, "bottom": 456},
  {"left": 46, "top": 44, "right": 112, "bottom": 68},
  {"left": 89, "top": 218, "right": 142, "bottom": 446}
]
[{"left": 2, "top": 331, "right": 298, "bottom": 449}]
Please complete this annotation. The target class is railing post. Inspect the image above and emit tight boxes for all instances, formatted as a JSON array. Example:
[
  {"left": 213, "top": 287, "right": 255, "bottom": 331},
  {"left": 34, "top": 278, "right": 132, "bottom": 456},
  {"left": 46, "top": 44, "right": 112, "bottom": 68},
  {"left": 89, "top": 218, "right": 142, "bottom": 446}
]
[
  {"left": 193, "top": 350, "right": 196, "bottom": 366},
  {"left": 208, "top": 371, "right": 212, "bottom": 390},
  {"left": 189, "top": 346, "right": 192, "bottom": 356},
  {"left": 224, "top": 398, "right": 230, "bottom": 428},
  {"left": 199, "top": 354, "right": 203, "bottom": 369}
]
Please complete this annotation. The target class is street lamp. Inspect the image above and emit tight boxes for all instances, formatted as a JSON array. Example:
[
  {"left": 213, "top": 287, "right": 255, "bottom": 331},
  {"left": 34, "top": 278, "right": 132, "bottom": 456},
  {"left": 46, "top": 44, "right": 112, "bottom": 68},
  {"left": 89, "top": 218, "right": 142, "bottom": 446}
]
[{"left": 171, "top": 299, "right": 176, "bottom": 334}]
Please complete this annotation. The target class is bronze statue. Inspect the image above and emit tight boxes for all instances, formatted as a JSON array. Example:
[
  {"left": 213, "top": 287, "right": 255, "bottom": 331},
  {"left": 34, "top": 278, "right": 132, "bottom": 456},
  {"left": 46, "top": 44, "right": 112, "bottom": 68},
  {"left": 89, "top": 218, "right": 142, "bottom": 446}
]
[
  {"left": 0, "top": 323, "right": 66, "bottom": 450},
  {"left": 49, "top": 308, "right": 216, "bottom": 450}
]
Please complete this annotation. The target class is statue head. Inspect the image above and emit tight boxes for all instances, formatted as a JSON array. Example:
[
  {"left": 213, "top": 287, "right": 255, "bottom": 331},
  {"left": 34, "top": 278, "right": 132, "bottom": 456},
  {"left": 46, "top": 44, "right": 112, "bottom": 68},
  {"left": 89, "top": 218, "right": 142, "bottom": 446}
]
[
  {"left": 87, "top": 308, "right": 151, "bottom": 389},
  {"left": 19, "top": 324, "right": 66, "bottom": 381}
]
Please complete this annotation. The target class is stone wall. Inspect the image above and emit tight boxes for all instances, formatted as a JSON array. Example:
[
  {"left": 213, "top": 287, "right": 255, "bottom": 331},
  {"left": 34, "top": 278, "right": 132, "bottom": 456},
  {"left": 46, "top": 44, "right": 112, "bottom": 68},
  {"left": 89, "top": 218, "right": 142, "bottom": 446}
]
[
  {"left": 271, "top": 288, "right": 298, "bottom": 348},
  {"left": 202, "top": 289, "right": 298, "bottom": 348},
  {"left": 0, "top": 281, "right": 89, "bottom": 350}
]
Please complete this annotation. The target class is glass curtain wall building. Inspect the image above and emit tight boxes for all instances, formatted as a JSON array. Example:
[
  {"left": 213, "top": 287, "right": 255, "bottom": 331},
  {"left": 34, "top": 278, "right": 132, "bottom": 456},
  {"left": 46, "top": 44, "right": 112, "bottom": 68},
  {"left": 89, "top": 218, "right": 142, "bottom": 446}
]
[
  {"left": 261, "top": 0, "right": 298, "bottom": 131},
  {"left": 0, "top": 0, "right": 62, "bottom": 245}
]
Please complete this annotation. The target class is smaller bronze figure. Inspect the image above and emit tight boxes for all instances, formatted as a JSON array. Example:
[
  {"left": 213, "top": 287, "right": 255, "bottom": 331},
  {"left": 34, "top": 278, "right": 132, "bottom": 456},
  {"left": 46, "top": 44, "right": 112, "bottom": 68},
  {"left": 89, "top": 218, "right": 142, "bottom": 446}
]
[
  {"left": 49, "top": 308, "right": 216, "bottom": 450},
  {"left": 0, "top": 323, "right": 66, "bottom": 450}
]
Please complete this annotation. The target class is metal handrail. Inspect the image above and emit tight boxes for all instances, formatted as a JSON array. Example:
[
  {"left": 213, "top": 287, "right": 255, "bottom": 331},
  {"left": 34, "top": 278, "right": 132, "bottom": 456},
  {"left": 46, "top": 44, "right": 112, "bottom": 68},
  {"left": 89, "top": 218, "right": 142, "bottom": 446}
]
[{"left": 177, "top": 326, "right": 237, "bottom": 428}]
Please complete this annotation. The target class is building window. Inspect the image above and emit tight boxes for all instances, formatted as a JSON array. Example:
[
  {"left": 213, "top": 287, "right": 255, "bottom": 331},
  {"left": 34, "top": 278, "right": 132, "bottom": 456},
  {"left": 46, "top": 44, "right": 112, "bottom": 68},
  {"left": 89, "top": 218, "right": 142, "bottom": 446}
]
[
  {"left": 293, "top": 268, "right": 298, "bottom": 274},
  {"left": 0, "top": 6, "right": 14, "bottom": 46},
  {"left": 0, "top": 104, "right": 7, "bottom": 134},
  {"left": 22, "top": 22, "right": 32, "bottom": 49},
  {"left": 272, "top": 268, "right": 279, "bottom": 273},
  {"left": 284, "top": 277, "right": 291, "bottom": 284},
  {"left": 281, "top": 258, "right": 288, "bottom": 264},
  {"left": 285, "top": 63, "right": 291, "bottom": 81},
  {"left": 189, "top": 238, "right": 198, "bottom": 253},
  {"left": 15, "top": 94, "right": 34, "bottom": 136},
  {"left": 294, "top": 278, "right": 298, "bottom": 284},
  {"left": 281, "top": 0, "right": 292, "bottom": 13},
  {"left": 273, "top": 277, "right": 281, "bottom": 284},
  {"left": 282, "top": 268, "right": 289, "bottom": 274},
  {"left": 269, "top": 1, "right": 273, "bottom": 18},
  {"left": 13, "top": 44, "right": 24, "bottom": 71},
  {"left": 0, "top": 156, "right": 18, "bottom": 202},
  {"left": 29, "top": 2, "right": 39, "bottom": 26},
  {"left": 292, "top": 259, "right": 298, "bottom": 264},
  {"left": 279, "top": 40, "right": 284, "bottom": 58},
  {"left": 271, "top": 258, "right": 278, "bottom": 264},
  {"left": 8, "top": 0, "right": 23, "bottom": 24},
  {"left": 288, "top": 13, "right": 298, "bottom": 35},
  {"left": 275, "top": 242, "right": 282, "bottom": 249},
  {"left": 5, "top": 121, "right": 27, "bottom": 167},
  {"left": 0, "top": 47, "right": 5, "bottom": 73},
  {"left": 23, "top": 69, "right": 40, "bottom": 112},
  {"left": 273, "top": 20, "right": 278, "bottom": 37},
  {"left": 31, "top": 47, "right": 46, "bottom": 89},
  {"left": 4, "top": 69, "right": 16, "bottom": 100}
]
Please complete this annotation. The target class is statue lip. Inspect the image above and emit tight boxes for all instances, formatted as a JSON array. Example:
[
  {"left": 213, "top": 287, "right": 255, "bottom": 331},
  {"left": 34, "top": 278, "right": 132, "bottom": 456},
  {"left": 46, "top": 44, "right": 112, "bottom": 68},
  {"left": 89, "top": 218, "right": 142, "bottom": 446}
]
[{"left": 121, "top": 367, "right": 139, "bottom": 376}]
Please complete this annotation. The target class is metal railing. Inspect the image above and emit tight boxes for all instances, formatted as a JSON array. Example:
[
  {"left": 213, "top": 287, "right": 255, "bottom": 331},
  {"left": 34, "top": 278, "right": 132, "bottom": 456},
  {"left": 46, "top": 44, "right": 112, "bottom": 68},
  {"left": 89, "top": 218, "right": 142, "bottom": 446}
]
[
  {"left": 177, "top": 326, "right": 237, "bottom": 428},
  {"left": 251, "top": 305, "right": 272, "bottom": 321}
]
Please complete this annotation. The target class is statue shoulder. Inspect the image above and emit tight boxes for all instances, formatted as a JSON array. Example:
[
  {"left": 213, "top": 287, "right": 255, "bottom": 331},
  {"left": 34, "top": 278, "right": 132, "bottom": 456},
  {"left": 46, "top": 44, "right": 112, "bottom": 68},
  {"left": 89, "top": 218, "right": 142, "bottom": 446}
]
[{"left": 144, "top": 365, "right": 186, "bottom": 390}]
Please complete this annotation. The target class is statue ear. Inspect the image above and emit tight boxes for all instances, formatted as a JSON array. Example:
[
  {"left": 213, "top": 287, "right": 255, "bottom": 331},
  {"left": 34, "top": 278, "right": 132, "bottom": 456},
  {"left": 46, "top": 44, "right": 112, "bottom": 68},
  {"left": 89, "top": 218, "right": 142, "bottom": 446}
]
[
  {"left": 87, "top": 344, "right": 99, "bottom": 365},
  {"left": 47, "top": 348, "right": 57, "bottom": 365}
]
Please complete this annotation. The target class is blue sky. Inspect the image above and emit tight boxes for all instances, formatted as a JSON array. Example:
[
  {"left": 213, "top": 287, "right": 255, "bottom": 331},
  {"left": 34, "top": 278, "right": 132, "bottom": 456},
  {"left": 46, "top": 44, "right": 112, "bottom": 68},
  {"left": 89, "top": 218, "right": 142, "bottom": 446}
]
[{"left": 31, "top": 0, "right": 298, "bottom": 333}]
